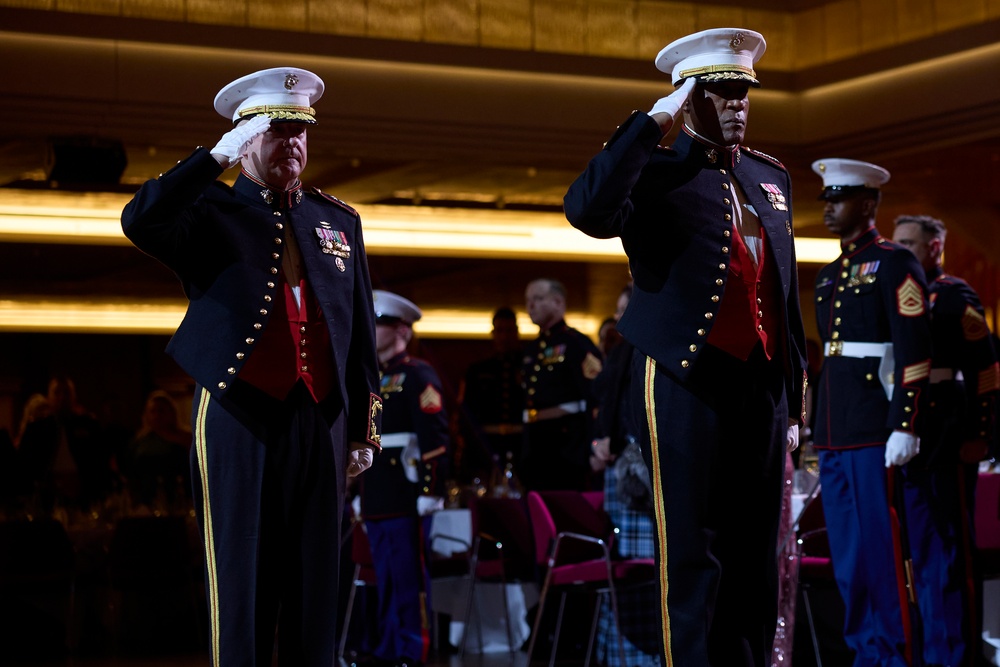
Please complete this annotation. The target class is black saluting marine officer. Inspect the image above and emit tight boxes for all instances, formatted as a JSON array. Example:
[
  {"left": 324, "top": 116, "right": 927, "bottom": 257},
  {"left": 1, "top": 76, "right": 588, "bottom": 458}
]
[
  {"left": 520, "top": 278, "right": 602, "bottom": 492},
  {"left": 121, "top": 67, "right": 382, "bottom": 666},
  {"left": 564, "top": 28, "right": 807, "bottom": 667},
  {"left": 811, "top": 159, "right": 933, "bottom": 667},
  {"left": 360, "top": 290, "right": 450, "bottom": 667},
  {"left": 892, "top": 214, "right": 999, "bottom": 667}
]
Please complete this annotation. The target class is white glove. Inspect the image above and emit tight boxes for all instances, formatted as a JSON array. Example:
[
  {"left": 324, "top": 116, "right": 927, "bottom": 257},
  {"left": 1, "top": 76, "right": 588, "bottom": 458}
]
[
  {"left": 346, "top": 443, "right": 374, "bottom": 478},
  {"left": 210, "top": 114, "right": 271, "bottom": 168},
  {"left": 416, "top": 495, "right": 444, "bottom": 516},
  {"left": 648, "top": 77, "right": 696, "bottom": 123},
  {"left": 786, "top": 423, "right": 800, "bottom": 452},
  {"left": 884, "top": 430, "right": 920, "bottom": 467}
]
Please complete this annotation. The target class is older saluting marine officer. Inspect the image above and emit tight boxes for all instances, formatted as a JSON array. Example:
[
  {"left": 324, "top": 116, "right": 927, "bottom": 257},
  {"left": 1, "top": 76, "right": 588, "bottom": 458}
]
[
  {"left": 564, "top": 28, "right": 808, "bottom": 667},
  {"left": 121, "top": 67, "right": 383, "bottom": 666}
]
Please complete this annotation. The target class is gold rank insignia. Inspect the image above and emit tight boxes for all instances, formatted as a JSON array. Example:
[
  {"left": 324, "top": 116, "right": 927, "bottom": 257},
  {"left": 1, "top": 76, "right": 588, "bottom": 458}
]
[
  {"left": 896, "top": 275, "right": 925, "bottom": 317},
  {"left": 961, "top": 305, "right": 989, "bottom": 341},
  {"left": 902, "top": 359, "right": 931, "bottom": 384},
  {"left": 419, "top": 384, "right": 443, "bottom": 414},
  {"left": 582, "top": 351, "right": 603, "bottom": 380},
  {"left": 978, "top": 363, "right": 1000, "bottom": 395}
]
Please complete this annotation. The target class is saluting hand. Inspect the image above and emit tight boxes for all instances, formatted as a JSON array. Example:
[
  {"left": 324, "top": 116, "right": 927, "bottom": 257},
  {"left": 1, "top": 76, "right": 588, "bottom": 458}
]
[
  {"left": 347, "top": 443, "right": 375, "bottom": 478},
  {"left": 648, "top": 77, "right": 696, "bottom": 133},
  {"left": 210, "top": 114, "right": 271, "bottom": 168}
]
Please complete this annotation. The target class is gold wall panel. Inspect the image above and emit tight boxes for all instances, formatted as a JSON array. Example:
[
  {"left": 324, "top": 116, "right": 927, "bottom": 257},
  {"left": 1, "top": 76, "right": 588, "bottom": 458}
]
[
  {"left": 367, "top": 0, "right": 426, "bottom": 41},
  {"left": 584, "top": 1, "right": 638, "bottom": 58},
  {"left": 534, "top": 0, "right": 587, "bottom": 54},
  {"left": 307, "top": 0, "right": 368, "bottom": 36},
  {"left": 187, "top": 0, "right": 247, "bottom": 27},
  {"left": 480, "top": 0, "right": 533, "bottom": 50},
  {"left": 121, "top": 0, "right": 183, "bottom": 21},
  {"left": 249, "top": 0, "right": 306, "bottom": 31},
  {"left": 425, "top": 0, "right": 479, "bottom": 45},
  {"left": 860, "top": 1, "right": 897, "bottom": 52},
  {"left": 933, "top": 0, "right": 986, "bottom": 31},
  {"left": 822, "top": 0, "right": 862, "bottom": 62},
  {"left": 635, "top": 2, "right": 695, "bottom": 64},
  {"left": 58, "top": 0, "right": 118, "bottom": 15},
  {"left": 894, "top": 0, "right": 935, "bottom": 42}
]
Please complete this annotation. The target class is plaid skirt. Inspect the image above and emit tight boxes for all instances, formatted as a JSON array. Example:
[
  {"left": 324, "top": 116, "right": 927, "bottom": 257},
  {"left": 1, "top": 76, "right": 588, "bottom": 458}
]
[{"left": 595, "top": 465, "right": 660, "bottom": 666}]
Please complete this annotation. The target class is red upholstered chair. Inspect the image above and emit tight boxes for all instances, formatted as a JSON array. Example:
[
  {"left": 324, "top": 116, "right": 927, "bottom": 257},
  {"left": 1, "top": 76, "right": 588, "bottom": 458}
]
[
  {"left": 796, "top": 489, "right": 836, "bottom": 667},
  {"left": 338, "top": 518, "right": 378, "bottom": 662},
  {"left": 974, "top": 471, "right": 1000, "bottom": 579},
  {"left": 525, "top": 490, "right": 656, "bottom": 667},
  {"left": 458, "top": 495, "right": 537, "bottom": 660}
]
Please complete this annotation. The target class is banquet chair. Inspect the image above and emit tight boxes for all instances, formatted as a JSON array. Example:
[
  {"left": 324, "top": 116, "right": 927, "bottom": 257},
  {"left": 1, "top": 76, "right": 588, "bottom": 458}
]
[
  {"left": 458, "top": 495, "right": 537, "bottom": 661},
  {"left": 338, "top": 517, "right": 378, "bottom": 663},
  {"left": 525, "top": 490, "right": 655, "bottom": 667},
  {"left": 0, "top": 518, "right": 76, "bottom": 653},
  {"left": 975, "top": 470, "right": 1000, "bottom": 580},
  {"left": 796, "top": 490, "right": 836, "bottom": 667}
]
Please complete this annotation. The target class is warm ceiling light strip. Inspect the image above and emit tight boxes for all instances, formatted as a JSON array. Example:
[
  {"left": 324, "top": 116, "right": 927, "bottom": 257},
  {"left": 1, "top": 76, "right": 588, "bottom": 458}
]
[
  {"left": 0, "top": 299, "right": 601, "bottom": 339},
  {"left": 0, "top": 192, "right": 842, "bottom": 263}
]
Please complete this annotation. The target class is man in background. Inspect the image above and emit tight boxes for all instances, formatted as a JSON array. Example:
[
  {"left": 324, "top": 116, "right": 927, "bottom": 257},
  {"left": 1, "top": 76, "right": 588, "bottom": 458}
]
[
  {"left": 520, "top": 278, "right": 602, "bottom": 491},
  {"left": 893, "top": 213, "right": 998, "bottom": 667}
]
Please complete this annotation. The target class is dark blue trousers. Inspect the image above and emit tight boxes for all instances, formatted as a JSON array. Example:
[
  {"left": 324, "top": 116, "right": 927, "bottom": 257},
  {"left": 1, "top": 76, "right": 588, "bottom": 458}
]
[
  {"left": 191, "top": 381, "right": 345, "bottom": 667},
  {"left": 634, "top": 343, "right": 787, "bottom": 667}
]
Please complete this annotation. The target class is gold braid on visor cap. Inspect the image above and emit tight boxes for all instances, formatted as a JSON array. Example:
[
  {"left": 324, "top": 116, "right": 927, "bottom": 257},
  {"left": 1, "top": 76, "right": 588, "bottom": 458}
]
[
  {"left": 679, "top": 64, "right": 757, "bottom": 80},
  {"left": 238, "top": 104, "right": 316, "bottom": 122}
]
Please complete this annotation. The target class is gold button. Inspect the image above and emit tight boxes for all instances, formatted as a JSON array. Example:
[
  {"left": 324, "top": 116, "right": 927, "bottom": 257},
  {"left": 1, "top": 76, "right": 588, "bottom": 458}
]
[
  {"left": 260, "top": 309, "right": 268, "bottom": 316},
  {"left": 722, "top": 246, "right": 729, "bottom": 253},
  {"left": 848, "top": 243, "right": 856, "bottom": 251},
  {"left": 264, "top": 295, "right": 272, "bottom": 302},
  {"left": 705, "top": 312, "right": 713, "bottom": 320},
  {"left": 697, "top": 329, "right": 706, "bottom": 336},
  {"left": 425, "top": 475, "right": 432, "bottom": 482},
  {"left": 689, "top": 344, "right": 697, "bottom": 352},
  {"left": 534, "top": 365, "right": 541, "bottom": 371},
  {"left": 757, "top": 297, "right": 762, "bottom": 304},
  {"left": 723, "top": 198, "right": 731, "bottom": 205},
  {"left": 901, "top": 421, "right": 909, "bottom": 428},
  {"left": 274, "top": 238, "right": 282, "bottom": 245},
  {"left": 722, "top": 183, "right": 730, "bottom": 190},
  {"left": 300, "top": 326, "right": 307, "bottom": 334},
  {"left": 817, "top": 296, "right": 823, "bottom": 302},
  {"left": 301, "top": 365, "right": 308, "bottom": 372},
  {"left": 834, "top": 317, "right": 841, "bottom": 325},
  {"left": 907, "top": 391, "right": 915, "bottom": 398},
  {"left": 253, "top": 323, "right": 262, "bottom": 330},
  {"left": 218, "top": 382, "right": 227, "bottom": 390},
  {"left": 275, "top": 223, "right": 283, "bottom": 230},
  {"left": 681, "top": 360, "right": 690, "bottom": 368},
  {"left": 528, "top": 388, "right": 535, "bottom": 396},
  {"left": 236, "top": 353, "right": 245, "bottom": 360},
  {"left": 723, "top": 230, "right": 731, "bottom": 238},
  {"left": 273, "top": 211, "right": 282, "bottom": 217},
  {"left": 246, "top": 337, "right": 255, "bottom": 344},
  {"left": 904, "top": 406, "right": 912, "bottom": 413},
  {"left": 832, "top": 331, "right": 839, "bottom": 339},
  {"left": 865, "top": 373, "right": 873, "bottom": 381},
  {"left": 272, "top": 253, "right": 280, "bottom": 260},
  {"left": 724, "top": 213, "right": 732, "bottom": 221},
  {"left": 842, "top": 259, "right": 850, "bottom": 267},
  {"left": 841, "top": 271, "right": 848, "bottom": 278},
  {"left": 227, "top": 367, "right": 236, "bottom": 375},
  {"left": 716, "top": 278, "right": 723, "bottom": 286},
  {"left": 719, "top": 263, "right": 726, "bottom": 270},
  {"left": 267, "top": 281, "right": 275, "bottom": 288},
  {"left": 711, "top": 295, "right": 720, "bottom": 303},
  {"left": 757, "top": 324, "right": 763, "bottom": 331},
  {"left": 300, "top": 352, "right": 308, "bottom": 359},
  {"left": 837, "top": 285, "right": 845, "bottom": 292},
  {"left": 300, "top": 338, "right": 308, "bottom": 346},
  {"left": 270, "top": 267, "right": 278, "bottom": 274},
  {"left": 757, "top": 310, "right": 763, "bottom": 317},
  {"left": 834, "top": 300, "right": 841, "bottom": 308},
  {"left": 530, "top": 376, "right": 537, "bottom": 382},
  {"left": 423, "top": 487, "right": 430, "bottom": 493},
  {"left": 719, "top": 169, "right": 727, "bottom": 175}
]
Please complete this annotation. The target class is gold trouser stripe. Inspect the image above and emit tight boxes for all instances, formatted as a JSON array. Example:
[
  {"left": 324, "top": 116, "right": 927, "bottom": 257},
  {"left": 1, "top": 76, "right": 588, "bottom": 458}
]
[
  {"left": 645, "top": 356, "right": 673, "bottom": 667},
  {"left": 195, "top": 388, "right": 221, "bottom": 666}
]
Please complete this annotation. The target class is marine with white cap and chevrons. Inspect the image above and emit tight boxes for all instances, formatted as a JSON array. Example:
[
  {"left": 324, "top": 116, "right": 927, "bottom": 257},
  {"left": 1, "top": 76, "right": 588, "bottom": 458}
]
[
  {"left": 122, "top": 66, "right": 382, "bottom": 666},
  {"left": 812, "top": 157, "right": 933, "bottom": 667},
  {"left": 564, "top": 28, "right": 808, "bottom": 667}
]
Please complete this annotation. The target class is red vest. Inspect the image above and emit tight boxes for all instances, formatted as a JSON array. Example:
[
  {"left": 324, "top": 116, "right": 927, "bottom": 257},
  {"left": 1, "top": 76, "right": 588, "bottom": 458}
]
[
  {"left": 239, "top": 274, "right": 333, "bottom": 402},
  {"left": 707, "top": 223, "right": 781, "bottom": 361}
]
